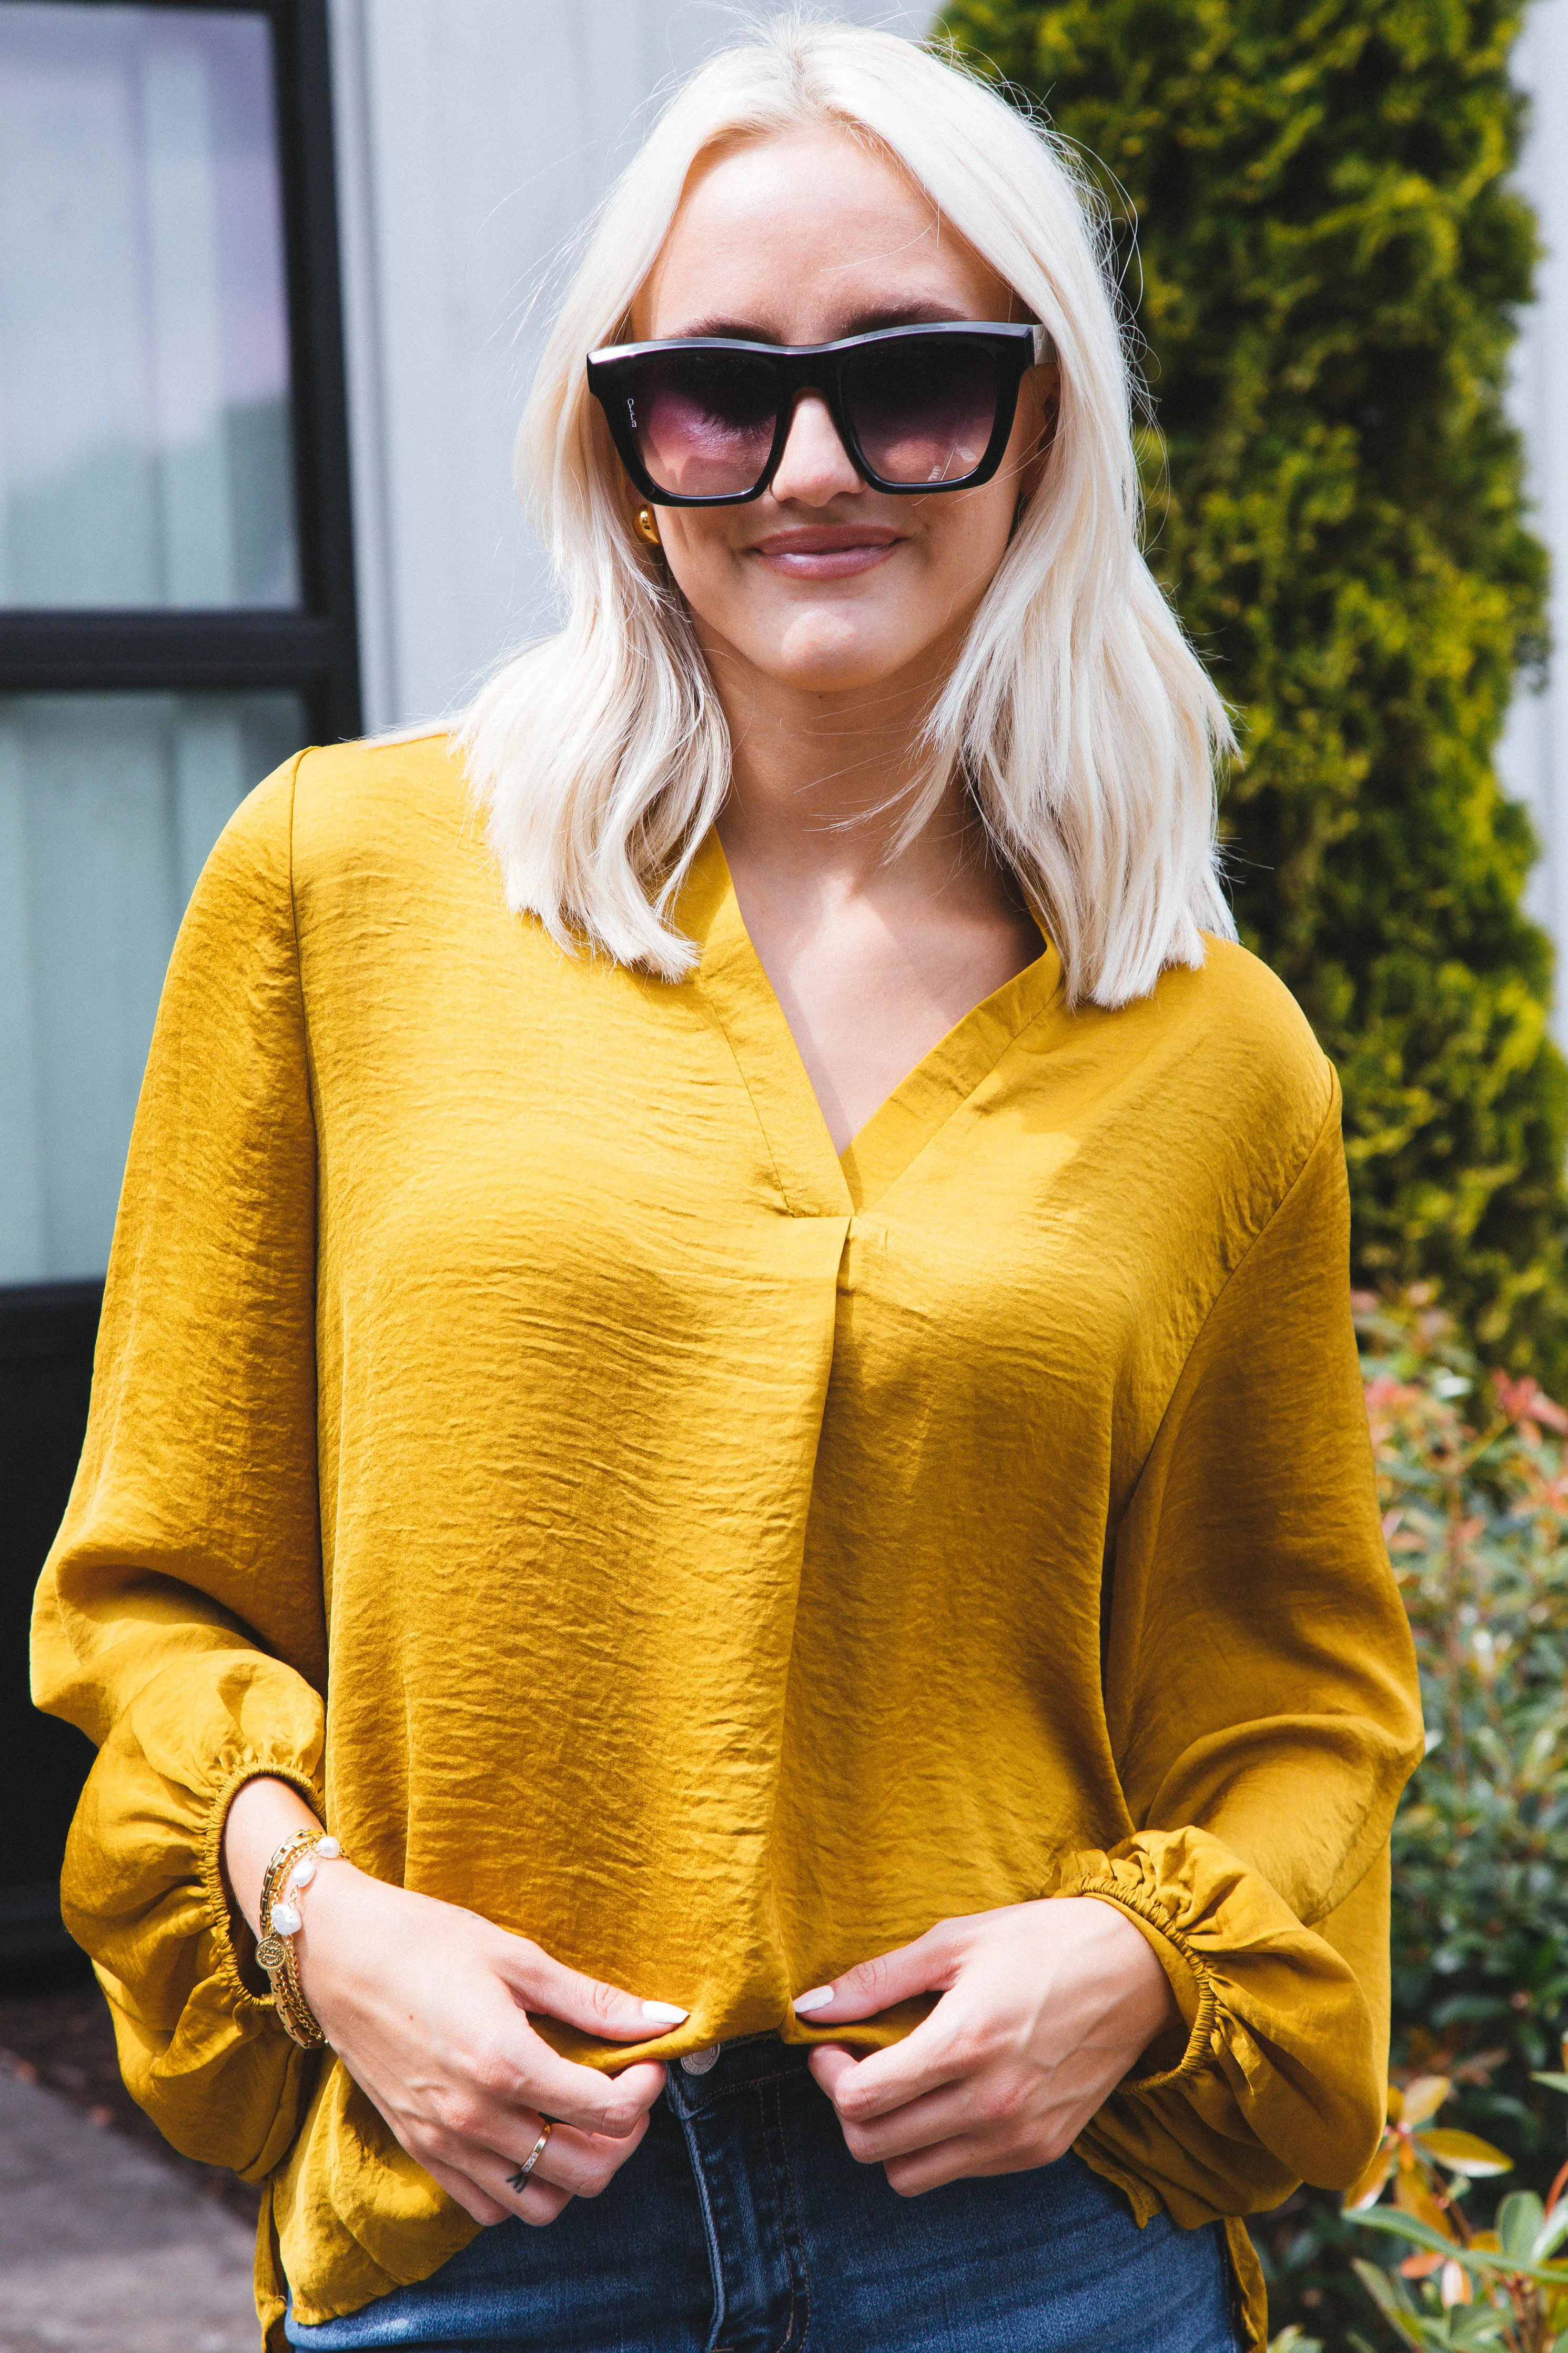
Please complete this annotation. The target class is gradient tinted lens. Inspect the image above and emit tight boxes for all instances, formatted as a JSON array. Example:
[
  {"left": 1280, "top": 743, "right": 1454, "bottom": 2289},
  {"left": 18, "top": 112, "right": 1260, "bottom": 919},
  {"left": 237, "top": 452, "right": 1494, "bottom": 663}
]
[
  {"left": 842, "top": 337, "right": 1002, "bottom": 486},
  {"left": 624, "top": 350, "right": 779, "bottom": 498}
]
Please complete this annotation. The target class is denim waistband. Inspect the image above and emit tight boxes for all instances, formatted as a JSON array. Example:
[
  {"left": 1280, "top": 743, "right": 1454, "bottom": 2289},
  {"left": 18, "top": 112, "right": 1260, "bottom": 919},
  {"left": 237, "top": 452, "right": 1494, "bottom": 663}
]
[
  {"left": 662, "top": 2031, "right": 813, "bottom": 2117},
  {"left": 286, "top": 2029, "right": 1246, "bottom": 2350}
]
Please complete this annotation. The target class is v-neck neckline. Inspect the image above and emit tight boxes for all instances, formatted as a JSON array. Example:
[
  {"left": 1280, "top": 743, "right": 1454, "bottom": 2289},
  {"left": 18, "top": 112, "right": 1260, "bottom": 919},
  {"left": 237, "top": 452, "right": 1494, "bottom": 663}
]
[{"left": 678, "top": 830, "right": 1064, "bottom": 1219}]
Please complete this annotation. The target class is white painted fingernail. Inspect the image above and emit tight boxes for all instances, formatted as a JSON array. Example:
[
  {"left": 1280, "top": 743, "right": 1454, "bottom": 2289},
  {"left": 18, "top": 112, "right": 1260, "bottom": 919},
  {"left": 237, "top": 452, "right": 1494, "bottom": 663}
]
[
  {"left": 792, "top": 1986, "right": 835, "bottom": 2014},
  {"left": 641, "top": 2000, "right": 689, "bottom": 2025}
]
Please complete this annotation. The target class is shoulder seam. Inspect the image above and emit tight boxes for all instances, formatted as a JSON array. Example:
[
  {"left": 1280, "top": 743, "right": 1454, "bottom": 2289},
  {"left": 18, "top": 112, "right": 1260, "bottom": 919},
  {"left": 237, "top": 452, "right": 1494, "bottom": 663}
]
[{"left": 1171, "top": 1054, "right": 1340, "bottom": 1387}]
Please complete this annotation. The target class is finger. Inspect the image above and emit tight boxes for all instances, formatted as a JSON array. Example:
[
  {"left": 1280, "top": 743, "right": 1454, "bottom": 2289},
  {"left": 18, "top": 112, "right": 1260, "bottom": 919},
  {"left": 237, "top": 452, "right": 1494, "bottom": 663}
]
[
  {"left": 494, "top": 1937, "right": 689, "bottom": 2045},
  {"left": 429, "top": 2008, "right": 666, "bottom": 2145},
  {"left": 513, "top": 2179, "right": 574, "bottom": 2228},
  {"left": 500, "top": 2166, "right": 574, "bottom": 2228},
  {"left": 807, "top": 2045, "right": 859, "bottom": 2102},
  {"left": 808, "top": 2038, "right": 974, "bottom": 2146},
  {"left": 406, "top": 2110, "right": 574, "bottom": 2226},
  {"left": 518, "top": 2111, "right": 652, "bottom": 2201},
  {"left": 811, "top": 2005, "right": 970, "bottom": 2120},
  {"left": 429, "top": 2115, "right": 573, "bottom": 2226},
  {"left": 792, "top": 1922, "right": 960, "bottom": 2026},
  {"left": 883, "top": 2132, "right": 991, "bottom": 2198},
  {"left": 507, "top": 2039, "right": 669, "bottom": 2140},
  {"left": 416, "top": 2149, "right": 514, "bottom": 2228},
  {"left": 830, "top": 2075, "right": 982, "bottom": 2166}
]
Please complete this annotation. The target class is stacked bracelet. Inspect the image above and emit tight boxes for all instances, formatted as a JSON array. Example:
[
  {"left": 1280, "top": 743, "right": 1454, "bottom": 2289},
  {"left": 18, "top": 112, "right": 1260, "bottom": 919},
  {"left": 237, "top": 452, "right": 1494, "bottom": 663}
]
[{"left": 255, "top": 1831, "right": 344, "bottom": 2049}]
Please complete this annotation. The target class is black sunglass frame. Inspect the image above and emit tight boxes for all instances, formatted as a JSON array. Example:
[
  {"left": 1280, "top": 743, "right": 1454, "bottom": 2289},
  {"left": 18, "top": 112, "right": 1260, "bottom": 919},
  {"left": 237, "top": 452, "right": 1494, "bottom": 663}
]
[{"left": 585, "top": 321, "right": 1041, "bottom": 507}]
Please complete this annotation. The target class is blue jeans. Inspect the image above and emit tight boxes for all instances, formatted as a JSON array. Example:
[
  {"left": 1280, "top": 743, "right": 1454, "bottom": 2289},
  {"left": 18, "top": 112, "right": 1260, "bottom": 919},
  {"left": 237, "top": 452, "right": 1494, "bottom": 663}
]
[{"left": 287, "top": 2036, "right": 1244, "bottom": 2351}]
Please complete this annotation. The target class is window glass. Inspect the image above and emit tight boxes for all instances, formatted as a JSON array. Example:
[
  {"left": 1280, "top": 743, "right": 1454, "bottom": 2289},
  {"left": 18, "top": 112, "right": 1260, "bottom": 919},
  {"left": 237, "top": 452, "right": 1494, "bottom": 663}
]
[
  {"left": 0, "top": 691, "right": 306, "bottom": 1281},
  {"left": 0, "top": 5, "right": 299, "bottom": 606}
]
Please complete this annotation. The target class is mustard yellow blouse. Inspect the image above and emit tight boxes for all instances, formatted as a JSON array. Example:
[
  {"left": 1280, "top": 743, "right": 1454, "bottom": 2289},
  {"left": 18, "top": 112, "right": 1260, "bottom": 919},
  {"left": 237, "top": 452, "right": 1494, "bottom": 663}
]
[{"left": 32, "top": 734, "right": 1423, "bottom": 2350}]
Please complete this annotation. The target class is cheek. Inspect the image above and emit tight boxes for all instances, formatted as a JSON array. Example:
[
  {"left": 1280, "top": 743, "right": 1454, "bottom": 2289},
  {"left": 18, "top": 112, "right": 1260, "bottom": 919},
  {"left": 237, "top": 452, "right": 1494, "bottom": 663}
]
[
  {"left": 656, "top": 526, "right": 746, "bottom": 629},
  {"left": 909, "top": 494, "right": 1018, "bottom": 622}
]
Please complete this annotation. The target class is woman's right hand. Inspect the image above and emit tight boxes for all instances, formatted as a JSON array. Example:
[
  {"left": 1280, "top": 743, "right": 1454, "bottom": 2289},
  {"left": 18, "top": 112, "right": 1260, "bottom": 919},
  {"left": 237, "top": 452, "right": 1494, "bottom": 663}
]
[{"left": 222, "top": 1778, "right": 680, "bottom": 2227}]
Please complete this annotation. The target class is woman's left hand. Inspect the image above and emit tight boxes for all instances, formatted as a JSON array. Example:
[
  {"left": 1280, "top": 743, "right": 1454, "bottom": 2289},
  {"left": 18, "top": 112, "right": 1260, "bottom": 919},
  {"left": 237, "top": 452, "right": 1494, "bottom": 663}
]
[{"left": 797, "top": 1897, "right": 1181, "bottom": 2196}]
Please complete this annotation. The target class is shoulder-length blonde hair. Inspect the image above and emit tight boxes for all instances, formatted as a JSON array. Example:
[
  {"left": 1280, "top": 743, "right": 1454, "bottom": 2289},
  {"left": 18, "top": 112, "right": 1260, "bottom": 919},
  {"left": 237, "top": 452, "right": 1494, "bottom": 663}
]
[{"left": 461, "top": 14, "right": 1236, "bottom": 1007}]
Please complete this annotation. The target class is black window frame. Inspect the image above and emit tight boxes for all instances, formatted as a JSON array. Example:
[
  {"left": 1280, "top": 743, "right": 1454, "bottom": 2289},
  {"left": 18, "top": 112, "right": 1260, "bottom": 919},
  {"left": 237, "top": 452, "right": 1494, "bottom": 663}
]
[
  {"left": 0, "top": 0, "right": 361, "bottom": 725},
  {"left": 0, "top": 0, "right": 360, "bottom": 1968}
]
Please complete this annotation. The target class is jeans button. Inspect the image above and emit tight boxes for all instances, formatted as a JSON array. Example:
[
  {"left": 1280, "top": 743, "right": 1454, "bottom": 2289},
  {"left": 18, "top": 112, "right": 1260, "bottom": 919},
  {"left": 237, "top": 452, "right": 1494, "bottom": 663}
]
[{"left": 680, "top": 2044, "right": 720, "bottom": 2075}]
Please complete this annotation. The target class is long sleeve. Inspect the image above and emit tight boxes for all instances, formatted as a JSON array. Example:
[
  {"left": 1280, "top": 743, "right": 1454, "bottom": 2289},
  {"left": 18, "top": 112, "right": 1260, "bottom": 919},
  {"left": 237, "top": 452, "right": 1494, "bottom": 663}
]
[
  {"left": 30, "top": 755, "right": 329, "bottom": 2177},
  {"left": 1067, "top": 1083, "right": 1425, "bottom": 2221}
]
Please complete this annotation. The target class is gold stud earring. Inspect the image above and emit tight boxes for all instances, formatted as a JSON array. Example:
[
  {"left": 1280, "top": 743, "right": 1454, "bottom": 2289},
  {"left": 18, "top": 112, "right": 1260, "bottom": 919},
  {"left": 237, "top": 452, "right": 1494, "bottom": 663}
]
[{"left": 635, "top": 506, "right": 661, "bottom": 547}]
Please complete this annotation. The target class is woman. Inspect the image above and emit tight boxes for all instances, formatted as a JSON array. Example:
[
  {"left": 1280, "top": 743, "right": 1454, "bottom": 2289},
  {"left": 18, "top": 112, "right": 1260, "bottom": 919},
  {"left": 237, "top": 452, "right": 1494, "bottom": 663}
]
[{"left": 33, "top": 18, "right": 1423, "bottom": 2353}]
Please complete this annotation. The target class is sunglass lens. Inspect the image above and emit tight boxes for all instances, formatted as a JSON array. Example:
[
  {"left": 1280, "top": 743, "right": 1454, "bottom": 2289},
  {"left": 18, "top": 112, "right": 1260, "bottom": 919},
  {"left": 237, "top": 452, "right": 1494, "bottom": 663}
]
[
  {"left": 843, "top": 338, "right": 1002, "bottom": 487},
  {"left": 623, "top": 351, "right": 777, "bottom": 499}
]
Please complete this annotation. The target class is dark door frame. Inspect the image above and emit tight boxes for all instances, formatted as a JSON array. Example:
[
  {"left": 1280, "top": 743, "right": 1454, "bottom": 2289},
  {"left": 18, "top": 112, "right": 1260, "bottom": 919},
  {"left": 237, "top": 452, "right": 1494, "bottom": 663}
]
[{"left": 0, "top": 0, "right": 360, "bottom": 1967}]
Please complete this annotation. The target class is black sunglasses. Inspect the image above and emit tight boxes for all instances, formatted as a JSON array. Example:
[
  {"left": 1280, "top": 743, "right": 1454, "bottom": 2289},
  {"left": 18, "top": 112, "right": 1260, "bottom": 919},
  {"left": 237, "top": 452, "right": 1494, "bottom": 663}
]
[{"left": 585, "top": 320, "right": 1040, "bottom": 507}]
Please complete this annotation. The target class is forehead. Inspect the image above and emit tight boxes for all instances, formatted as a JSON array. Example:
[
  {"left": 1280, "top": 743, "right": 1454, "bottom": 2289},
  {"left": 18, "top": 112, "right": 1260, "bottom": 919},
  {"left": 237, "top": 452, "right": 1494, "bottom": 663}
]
[{"left": 635, "top": 126, "right": 1010, "bottom": 342}]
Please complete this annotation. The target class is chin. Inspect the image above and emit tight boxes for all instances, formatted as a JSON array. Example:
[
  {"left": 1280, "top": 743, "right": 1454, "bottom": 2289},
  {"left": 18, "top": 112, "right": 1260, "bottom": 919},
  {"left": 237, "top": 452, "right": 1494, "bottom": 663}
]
[{"left": 762, "top": 620, "right": 928, "bottom": 696}]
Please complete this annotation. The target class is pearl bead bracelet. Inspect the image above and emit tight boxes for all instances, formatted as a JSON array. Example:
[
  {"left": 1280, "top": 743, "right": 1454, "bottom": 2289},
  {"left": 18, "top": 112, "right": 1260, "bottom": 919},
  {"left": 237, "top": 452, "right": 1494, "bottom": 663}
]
[
  {"left": 268, "top": 1836, "right": 342, "bottom": 1935},
  {"left": 256, "top": 1831, "right": 346, "bottom": 2048}
]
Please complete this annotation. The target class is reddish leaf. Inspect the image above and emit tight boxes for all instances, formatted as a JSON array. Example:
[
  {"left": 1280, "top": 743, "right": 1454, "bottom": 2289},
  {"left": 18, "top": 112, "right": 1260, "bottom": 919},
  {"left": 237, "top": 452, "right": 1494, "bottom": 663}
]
[
  {"left": 1418, "top": 2128, "right": 1513, "bottom": 2177},
  {"left": 1399, "top": 2076, "right": 1453, "bottom": 2128},
  {"left": 1343, "top": 2141, "right": 1397, "bottom": 2213}
]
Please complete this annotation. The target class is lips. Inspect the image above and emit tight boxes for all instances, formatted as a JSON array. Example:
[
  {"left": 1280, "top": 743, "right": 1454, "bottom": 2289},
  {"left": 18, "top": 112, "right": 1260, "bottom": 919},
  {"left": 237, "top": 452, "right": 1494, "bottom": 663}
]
[{"left": 748, "top": 525, "right": 902, "bottom": 579}]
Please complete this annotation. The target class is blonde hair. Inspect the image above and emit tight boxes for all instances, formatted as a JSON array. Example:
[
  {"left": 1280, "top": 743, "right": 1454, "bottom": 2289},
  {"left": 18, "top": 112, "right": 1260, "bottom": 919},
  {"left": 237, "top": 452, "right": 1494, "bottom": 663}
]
[{"left": 461, "top": 14, "right": 1237, "bottom": 1006}]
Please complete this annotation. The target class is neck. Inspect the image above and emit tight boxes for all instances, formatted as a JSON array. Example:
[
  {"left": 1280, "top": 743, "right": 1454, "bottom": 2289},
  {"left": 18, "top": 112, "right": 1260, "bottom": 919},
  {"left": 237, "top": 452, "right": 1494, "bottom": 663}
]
[{"left": 698, "top": 629, "right": 985, "bottom": 910}]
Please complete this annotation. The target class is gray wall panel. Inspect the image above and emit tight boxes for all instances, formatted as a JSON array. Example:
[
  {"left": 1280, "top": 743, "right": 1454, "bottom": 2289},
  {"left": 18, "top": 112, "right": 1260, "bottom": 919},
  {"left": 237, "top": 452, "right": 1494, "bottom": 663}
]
[{"left": 327, "top": 2, "right": 932, "bottom": 731}]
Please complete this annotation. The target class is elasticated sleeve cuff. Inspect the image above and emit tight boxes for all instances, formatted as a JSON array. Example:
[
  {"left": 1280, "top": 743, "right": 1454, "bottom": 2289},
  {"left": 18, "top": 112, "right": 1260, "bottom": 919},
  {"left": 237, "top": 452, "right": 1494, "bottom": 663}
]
[
  {"left": 1048, "top": 1824, "right": 1383, "bottom": 2193},
  {"left": 62, "top": 1651, "right": 328, "bottom": 2179}
]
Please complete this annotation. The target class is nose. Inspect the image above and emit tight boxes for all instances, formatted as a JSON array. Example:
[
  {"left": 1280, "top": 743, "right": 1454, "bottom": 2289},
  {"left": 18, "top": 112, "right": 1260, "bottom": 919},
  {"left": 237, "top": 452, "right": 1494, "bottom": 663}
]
[{"left": 767, "top": 389, "right": 863, "bottom": 506}]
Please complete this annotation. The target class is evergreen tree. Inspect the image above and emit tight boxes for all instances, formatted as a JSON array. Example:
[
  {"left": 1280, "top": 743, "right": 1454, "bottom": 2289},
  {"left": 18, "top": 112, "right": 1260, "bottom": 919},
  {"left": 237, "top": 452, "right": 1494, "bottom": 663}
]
[{"left": 942, "top": 0, "right": 1566, "bottom": 1381}]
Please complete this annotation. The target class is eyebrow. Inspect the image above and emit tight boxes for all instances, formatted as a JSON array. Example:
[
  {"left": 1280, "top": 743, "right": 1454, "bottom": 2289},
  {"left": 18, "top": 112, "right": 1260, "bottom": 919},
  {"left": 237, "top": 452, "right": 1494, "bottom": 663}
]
[{"left": 665, "top": 299, "right": 984, "bottom": 341}]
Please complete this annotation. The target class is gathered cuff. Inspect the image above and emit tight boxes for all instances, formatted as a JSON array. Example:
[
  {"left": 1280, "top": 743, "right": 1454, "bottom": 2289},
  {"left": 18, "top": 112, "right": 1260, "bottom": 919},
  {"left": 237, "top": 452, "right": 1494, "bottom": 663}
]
[
  {"left": 198, "top": 1755, "right": 329, "bottom": 2025},
  {"left": 1069, "top": 1878, "right": 1221, "bottom": 2089},
  {"left": 1046, "top": 1825, "right": 1383, "bottom": 2193},
  {"left": 61, "top": 1652, "right": 328, "bottom": 2177}
]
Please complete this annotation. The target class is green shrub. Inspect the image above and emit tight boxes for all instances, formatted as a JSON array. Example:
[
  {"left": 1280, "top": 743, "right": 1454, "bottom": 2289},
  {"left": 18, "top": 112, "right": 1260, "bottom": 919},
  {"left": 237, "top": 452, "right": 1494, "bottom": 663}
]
[
  {"left": 939, "top": 0, "right": 1566, "bottom": 1387},
  {"left": 1365, "top": 1291, "right": 1568, "bottom": 2136},
  {"left": 1250, "top": 1290, "right": 1568, "bottom": 2341},
  {"left": 1343, "top": 2069, "right": 1568, "bottom": 2350}
]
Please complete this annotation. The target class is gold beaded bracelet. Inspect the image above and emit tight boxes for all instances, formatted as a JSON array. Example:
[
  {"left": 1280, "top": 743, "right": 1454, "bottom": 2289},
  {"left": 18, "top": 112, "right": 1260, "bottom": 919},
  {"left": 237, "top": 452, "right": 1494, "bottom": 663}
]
[{"left": 255, "top": 1829, "right": 344, "bottom": 2049}]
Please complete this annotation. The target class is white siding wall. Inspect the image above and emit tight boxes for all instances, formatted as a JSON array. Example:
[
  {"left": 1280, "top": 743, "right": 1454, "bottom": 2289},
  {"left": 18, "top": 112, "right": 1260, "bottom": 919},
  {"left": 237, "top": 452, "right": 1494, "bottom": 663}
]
[
  {"left": 325, "top": 1, "right": 930, "bottom": 733},
  {"left": 1501, "top": 0, "right": 1568, "bottom": 1015}
]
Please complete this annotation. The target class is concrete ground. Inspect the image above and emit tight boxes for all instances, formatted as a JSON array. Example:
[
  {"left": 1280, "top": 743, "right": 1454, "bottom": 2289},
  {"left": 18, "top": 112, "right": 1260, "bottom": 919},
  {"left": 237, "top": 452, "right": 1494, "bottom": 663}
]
[{"left": 0, "top": 2064, "right": 259, "bottom": 2353}]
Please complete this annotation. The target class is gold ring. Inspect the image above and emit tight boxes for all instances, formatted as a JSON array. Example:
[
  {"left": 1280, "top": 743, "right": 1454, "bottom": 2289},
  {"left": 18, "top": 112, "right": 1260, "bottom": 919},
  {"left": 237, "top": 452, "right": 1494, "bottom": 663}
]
[{"left": 506, "top": 2117, "right": 553, "bottom": 2193}]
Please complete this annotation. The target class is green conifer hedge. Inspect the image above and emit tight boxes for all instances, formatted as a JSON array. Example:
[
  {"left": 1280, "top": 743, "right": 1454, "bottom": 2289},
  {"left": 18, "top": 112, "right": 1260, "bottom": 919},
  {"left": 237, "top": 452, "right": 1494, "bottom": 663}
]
[{"left": 940, "top": 0, "right": 1567, "bottom": 1383}]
